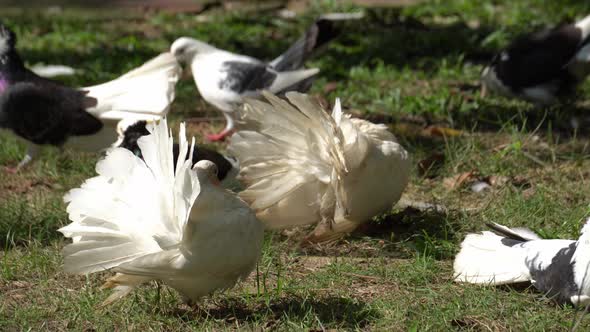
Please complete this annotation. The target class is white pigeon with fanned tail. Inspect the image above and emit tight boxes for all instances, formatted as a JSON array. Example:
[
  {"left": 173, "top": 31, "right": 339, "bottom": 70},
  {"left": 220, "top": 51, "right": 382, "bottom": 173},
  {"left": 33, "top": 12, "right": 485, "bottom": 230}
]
[
  {"left": 58, "top": 119, "right": 264, "bottom": 305},
  {"left": 454, "top": 220, "right": 590, "bottom": 306},
  {"left": 228, "top": 92, "right": 411, "bottom": 242}
]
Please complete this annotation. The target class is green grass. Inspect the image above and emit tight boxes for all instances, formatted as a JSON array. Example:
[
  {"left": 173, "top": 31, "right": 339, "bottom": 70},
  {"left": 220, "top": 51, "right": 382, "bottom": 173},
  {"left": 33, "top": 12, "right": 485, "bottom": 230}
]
[{"left": 3, "top": 0, "right": 590, "bottom": 330}]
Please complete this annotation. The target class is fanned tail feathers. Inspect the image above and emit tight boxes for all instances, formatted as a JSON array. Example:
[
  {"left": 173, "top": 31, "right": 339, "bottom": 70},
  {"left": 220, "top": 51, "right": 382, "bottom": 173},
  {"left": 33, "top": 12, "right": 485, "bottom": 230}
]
[
  {"left": 229, "top": 92, "right": 350, "bottom": 230},
  {"left": 58, "top": 119, "right": 200, "bottom": 304},
  {"left": 454, "top": 230, "right": 531, "bottom": 284},
  {"left": 82, "top": 52, "right": 181, "bottom": 122}
]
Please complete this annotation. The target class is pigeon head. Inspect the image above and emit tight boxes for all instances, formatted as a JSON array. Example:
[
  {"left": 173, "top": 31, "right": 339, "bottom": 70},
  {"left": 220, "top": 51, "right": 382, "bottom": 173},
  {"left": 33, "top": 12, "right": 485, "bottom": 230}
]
[
  {"left": 194, "top": 160, "right": 219, "bottom": 185},
  {"left": 170, "top": 37, "right": 216, "bottom": 62},
  {"left": 118, "top": 120, "right": 150, "bottom": 156},
  {"left": 481, "top": 51, "right": 513, "bottom": 97},
  {"left": 0, "top": 23, "right": 16, "bottom": 56}
]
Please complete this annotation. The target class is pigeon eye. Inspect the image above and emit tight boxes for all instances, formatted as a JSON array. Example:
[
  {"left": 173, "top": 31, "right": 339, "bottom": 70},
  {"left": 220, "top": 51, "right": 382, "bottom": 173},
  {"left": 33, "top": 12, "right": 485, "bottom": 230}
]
[{"left": 174, "top": 46, "right": 186, "bottom": 56}]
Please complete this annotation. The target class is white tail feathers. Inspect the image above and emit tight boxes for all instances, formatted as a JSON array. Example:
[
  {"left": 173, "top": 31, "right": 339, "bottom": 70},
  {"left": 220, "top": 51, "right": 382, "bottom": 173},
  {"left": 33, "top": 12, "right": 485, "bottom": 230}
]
[
  {"left": 269, "top": 68, "right": 319, "bottom": 94},
  {"left": 82, "top": 52, "right": 181, "bottom": 122},
  {"left": 229, "top": 92, "right": 409, "bottom": 241},
  {"left": 454, "top": 231, "right": 531, "bottom": 285},
  {"left": 59, "top": 119, "right": 201, "bottom": 303}
]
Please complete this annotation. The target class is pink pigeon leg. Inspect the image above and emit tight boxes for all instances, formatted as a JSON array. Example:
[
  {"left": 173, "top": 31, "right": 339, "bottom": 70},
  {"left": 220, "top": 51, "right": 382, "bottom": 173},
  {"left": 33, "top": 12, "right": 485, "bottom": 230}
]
[{"left": 206, "top": 112, "right": 235, "bottom": 142}]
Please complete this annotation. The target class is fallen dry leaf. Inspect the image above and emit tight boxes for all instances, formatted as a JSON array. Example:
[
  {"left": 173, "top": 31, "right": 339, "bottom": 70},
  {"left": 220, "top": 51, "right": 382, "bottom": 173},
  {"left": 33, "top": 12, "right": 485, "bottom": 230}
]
[{"left": 443, "top": 171, "right": 477, "bottom": 190}]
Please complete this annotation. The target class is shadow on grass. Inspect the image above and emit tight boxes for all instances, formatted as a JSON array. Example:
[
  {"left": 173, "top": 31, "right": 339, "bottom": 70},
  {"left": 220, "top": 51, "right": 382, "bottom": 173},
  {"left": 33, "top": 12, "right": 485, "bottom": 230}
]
[
  {"left": 169, "top": 295, "right": 380, "bottom": 329},
  {"left": 305, "top": 10, "right": 496, "bottom": 80},
  {"left": 295, "top": 207, "right": 462, "bottom": 260},
  {"left": 355, "top": 207, "right": 461, "bottom": 259},
  {"left": 0, "top": 191, "right": 66, "bottom": 249},
  {"left": 449, "top": 98, "right": 590, "bottom": 138}
]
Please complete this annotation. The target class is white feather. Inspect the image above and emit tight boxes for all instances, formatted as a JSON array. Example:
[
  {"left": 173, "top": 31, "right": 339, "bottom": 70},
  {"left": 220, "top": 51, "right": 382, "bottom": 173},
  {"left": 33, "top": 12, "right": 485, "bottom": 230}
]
[
  {"left": 82, "top": 52, "right": 181, "bottom": 122},
  {"left": 30, "top": 64, "right": 76, "bottom": 77},
  {"left": 575, "top": 14, "right": 590, "bottom": 40},
  {"left": 454, "top": 225, "right": 577, "bottom": 285},
  {"left": 453, "top": 231, "right": 533, "bottom": 284},
  {"left": 227, "top": 92, "right": 410, "bottom": 241},
  {"left": 60, "top": 53, "right": 181, "bottom": 153},
  {"left": 58, "top": 119, "right": 264, "bottom": 304}
]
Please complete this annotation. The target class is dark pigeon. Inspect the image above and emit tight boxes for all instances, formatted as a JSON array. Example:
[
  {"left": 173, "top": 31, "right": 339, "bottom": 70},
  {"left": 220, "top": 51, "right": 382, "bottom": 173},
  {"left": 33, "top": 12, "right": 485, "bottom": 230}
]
[
  {"left": 481, "top": 15, "right": 590, "bottom": 105},
  {"left": 0, "top": 22, "right": 101, "bottom": 170}
]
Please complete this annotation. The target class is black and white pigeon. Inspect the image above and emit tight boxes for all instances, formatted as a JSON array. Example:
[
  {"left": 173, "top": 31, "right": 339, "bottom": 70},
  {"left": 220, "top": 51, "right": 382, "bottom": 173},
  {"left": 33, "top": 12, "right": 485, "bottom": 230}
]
[
  {"left": 481, "top": 15, "right": 590, "bottom": 105},
  {"left": 118, "top": 120, "right": 238, "bottom": 183},
  {"left": 454, "top": 220, "right": 590, "bottom": 306},
  {"left": 170, "top": 19, "right": 338, "bottom": 141},
  {"left": 0, "top": 23, "right": 180, "bottom": 172}
]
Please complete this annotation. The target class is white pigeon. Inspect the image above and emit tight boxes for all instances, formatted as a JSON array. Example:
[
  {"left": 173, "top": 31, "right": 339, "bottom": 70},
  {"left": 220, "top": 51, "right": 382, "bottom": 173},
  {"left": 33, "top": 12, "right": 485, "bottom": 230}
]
[
  {"left": 454, "top": 221, "right": 590, "bottom": 306},
  {"left": 58, "top": 119, "right": 264, "bottom": 305},
  {"left": 227, "top": 92, "right": 411, "bottom": 242},
  {"left": 170, "top": 19, "right": 337, "bottom": 142}
]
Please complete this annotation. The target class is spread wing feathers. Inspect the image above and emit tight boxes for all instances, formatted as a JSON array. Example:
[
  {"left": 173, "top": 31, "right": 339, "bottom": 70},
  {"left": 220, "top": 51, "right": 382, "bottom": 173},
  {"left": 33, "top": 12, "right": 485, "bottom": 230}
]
[
  {"left": 454, "top": 231, "right": 532, "bottom": 284},
  {"left": 58, "top": 119, "right": 200, "bottom": 275},
  {"left": 229, "top": 91, "right": 377, "bottom": 229},
  {"left": 81, "top": 52, "right": 181, "bottom": 122}
]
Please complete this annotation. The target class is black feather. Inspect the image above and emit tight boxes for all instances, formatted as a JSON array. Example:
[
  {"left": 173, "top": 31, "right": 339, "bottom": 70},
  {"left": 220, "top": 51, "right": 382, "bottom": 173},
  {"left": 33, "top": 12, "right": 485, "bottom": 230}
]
[
  {"left": 486, "top": 222, "right": 532, "bottom": 242},
  {"left": 119, "top": 121, "right": 234, "bottom": 181},
  {"left": 218, "top": 61, "right": 277, "bottom": 93},
  {"left": 526, "top": 243, "right": 579, "bottom": 304},
  {"left": 270, "top": 18, "right": 340, "bottom": 72}
]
